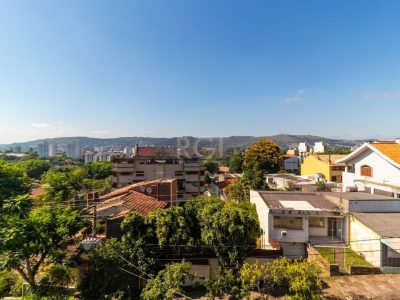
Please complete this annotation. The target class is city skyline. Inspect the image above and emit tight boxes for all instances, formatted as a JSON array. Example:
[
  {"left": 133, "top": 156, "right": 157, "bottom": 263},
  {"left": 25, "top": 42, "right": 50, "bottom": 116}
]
[{"left": 1, "top": 1, "right": 400, "bottom": 143}]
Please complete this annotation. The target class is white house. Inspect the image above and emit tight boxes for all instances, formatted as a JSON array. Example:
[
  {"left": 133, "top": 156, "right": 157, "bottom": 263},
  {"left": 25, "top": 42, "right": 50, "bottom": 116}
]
[
  {"left": 250, "top": 191, "right": 347, "bottom": 257},
  {"left": 337, "top": 141, "right": 400, "bottom": 197}
]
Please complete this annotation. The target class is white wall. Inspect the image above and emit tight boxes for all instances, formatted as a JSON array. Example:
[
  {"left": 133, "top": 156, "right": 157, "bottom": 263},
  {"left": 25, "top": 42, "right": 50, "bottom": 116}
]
[
  {"left": 250, "top": 190, "right": 270, "bottom": 248},
  {"left": 269, "top": 216, "right": 309, "bottom": 243},
  {"left": 342, "top": 148, "right": 400, "bottom": 195},
  {"left": 350, "top": 215, "right": 382, "bottom": 267}
]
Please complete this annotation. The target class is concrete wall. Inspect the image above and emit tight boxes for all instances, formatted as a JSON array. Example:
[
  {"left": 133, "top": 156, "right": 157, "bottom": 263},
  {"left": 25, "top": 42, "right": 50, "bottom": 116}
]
[
  {"left": 350, "top": 215, "right": 382, "bottom": 267},
  {"left": 250, "top": 190, "right": 270, "bottom": 248}
]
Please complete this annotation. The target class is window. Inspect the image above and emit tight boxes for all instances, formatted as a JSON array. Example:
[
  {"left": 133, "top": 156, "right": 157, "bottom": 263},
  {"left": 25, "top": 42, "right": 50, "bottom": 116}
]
[
  {"left": 347, "top": 164, "right": 355, "bottom": 173},
  {"left": 273, "top": 216, "right": 303, "bottom": 230},
  {"left": 331, "top": 166, "right": 345, "bottom": 171},
  {"left": 136, "top": 171, "right": 145, "bottom": 177},
  {"left": 120, "top": 172, "right": 133, "bottom": 176},
  {"left": 309, "top": 217, "right": 325, "bottom": 228},
  {"left": 175, "top": 171, "right": 183, "bottom": 176},
  {"left": 361, "top": 165, "right": 373, "bottom": 177},
  {"left": 185, "top": 171, "right": 199, "bottom": 175},
  {"left": 331, "top": 176, "right": 337, "bottom": 182}
]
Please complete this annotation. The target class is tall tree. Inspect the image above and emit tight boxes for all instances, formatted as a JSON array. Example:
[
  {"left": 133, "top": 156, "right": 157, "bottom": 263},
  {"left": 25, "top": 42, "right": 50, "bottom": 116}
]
[
  {"left": 17, "top": 159, "right": 51, "bottom": 180},
  {"left": 0, "top": 160, "right": 30, "bottom": 203},
  {"left": 0, "top": 196, "right": 86, "bottom": 290},
  {"left": 243, "top": 138, "right": 281, "bottom": 174},
  {"left": 198, "top": 198, "right": 261, "bottom": 271},
  {"left": 228, "top": 151, "right": 244, "bottom": 173}
]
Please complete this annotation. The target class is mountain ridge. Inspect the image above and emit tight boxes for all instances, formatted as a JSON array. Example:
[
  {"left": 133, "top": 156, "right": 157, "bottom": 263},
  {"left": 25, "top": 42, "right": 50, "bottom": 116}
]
[{"left": 1, "top": 134, "right": 365, "bottom": 150}]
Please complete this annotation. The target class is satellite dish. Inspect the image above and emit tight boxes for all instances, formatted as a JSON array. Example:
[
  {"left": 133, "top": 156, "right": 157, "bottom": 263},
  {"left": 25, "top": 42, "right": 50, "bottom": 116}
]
[
  {"left": 140, "top": 186, "right": 145, "bottom": 192},
  {"left": 146, "top": 187, "right": 153, "bottom": 194}
]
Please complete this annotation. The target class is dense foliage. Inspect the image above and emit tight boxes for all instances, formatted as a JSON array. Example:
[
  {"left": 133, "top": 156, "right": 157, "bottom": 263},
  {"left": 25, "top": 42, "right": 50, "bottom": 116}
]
[
  {"left": 80, "top": 196, "right": 261, "bottom": 299},
  {"left": 240, "top": 258, "right": 322, "bottom": 299},
  {"left": 0, "top": 160, "right": 30, "bottom": 203},
  {"left": 141, "top": 261, "right": 192, "bottom": 300},
  {"left": 0, "top": 196, "right": 86, "bottom": 291}
]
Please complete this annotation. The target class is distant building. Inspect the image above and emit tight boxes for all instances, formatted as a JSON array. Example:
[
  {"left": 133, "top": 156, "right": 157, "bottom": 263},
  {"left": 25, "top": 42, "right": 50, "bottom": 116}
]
[
  {"left": 337, "top": 140, "right": 400, "bottom": 197},
  {"left": 48, "top": 144, "right": 58, "bottom": 157},
  {"left": 301, "top": 154, "right": 346, "bottom": 182},
  {"left": 37, "top": 142, "right": 49, "bottom": 157},
  {"left": 112, "top": 146, "right": 205, "bottom": 201},
  {"left": 66, "top": 142, "right": 82, "bottom": 159},
  {"left": 313, "top": 141, "right": 325, "bottom": 153},
  {"left": 283, "top": 156, "right": 300, "bottom": 173},
  {"left": 84, "top": 151, "right": 113, "bottom": 164},
  {"left": 298, "top": 142, "right": 309, "bottom": 154}
]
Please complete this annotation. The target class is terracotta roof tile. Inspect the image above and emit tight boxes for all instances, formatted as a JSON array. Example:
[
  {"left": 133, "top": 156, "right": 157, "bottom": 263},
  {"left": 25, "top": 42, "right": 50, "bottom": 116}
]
[
  {"left": 99, "top": 191, "right": 167, "bottom": 218},
  {"left": 370, "top": 143, "right": 400, "bottom": 164}
]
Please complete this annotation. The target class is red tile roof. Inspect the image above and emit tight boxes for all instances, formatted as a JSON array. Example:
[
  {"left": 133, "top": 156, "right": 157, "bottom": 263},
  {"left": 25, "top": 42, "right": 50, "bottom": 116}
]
[
  {"left": 135, "top": 146, "right": 178, "bottom": 157},
  {"left": 98, "top": 191, "right": 167, "bottom": 218},
  {"left": 100, "top": 180, "right": 164, "bottom": 200}
]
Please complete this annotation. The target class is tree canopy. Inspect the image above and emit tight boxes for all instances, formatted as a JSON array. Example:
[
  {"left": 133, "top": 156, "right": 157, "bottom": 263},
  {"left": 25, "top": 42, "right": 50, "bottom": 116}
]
[
  {"left": 0, "top": 196, "right": 86, "bottom": 290},
  {"left": 228, "top": 151, "right": 244, "bottom": 173},
  {"left": 17, "top": 159, "right": 51, "bottom": 179},
  {"left": 243, "top": 138, "right": 281, "bottom": 173},
  {"left": 0, "top": 160, "right": 30, "bottom": 203}
]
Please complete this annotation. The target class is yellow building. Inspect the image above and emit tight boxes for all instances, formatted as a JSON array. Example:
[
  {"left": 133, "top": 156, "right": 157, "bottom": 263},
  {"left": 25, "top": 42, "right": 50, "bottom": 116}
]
[{"left": 301, "top": 155, "right": 346, "bottom": 182}]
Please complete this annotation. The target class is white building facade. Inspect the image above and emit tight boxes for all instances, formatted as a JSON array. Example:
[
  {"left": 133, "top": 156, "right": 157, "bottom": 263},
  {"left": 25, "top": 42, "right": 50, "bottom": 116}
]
[{"left": 337, "top": 141, "right": 400, "bottom": 198}]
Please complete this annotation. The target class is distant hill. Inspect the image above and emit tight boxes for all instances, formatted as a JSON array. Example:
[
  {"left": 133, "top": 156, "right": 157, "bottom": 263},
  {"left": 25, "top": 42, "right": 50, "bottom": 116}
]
[{"left": 1, "top": 134, "right": 364, "bottom": 152}]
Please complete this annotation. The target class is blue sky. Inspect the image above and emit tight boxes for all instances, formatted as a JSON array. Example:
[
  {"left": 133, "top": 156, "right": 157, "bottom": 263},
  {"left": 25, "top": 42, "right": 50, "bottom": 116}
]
[{"left": 1, "top": 0, "right": 400, "bottom": 143}]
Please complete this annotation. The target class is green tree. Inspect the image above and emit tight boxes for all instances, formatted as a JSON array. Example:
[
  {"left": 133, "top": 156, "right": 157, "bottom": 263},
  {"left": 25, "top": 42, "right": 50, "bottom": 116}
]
[
  {"left": 140, "top": 261, "right": 192, "bottom": 300},
  {"left": 84, "top": 161, "right": 112, "bottom": 179},
  {"left": 147, "top": 206, "right": 200, "bottom": 247},
  {"left": 206, "top": 268, "right": 243, "bottom": 300},
  {"left": 243, "top": 164, "right": 268, "bottom": 190},
  {"left": 0, "top": 160, "right": 30, "bottom": 203},
  {"left": 204, "top": 160, "right": 219, "bottom": 174},
  {"left": 0, "top": 196, "right": 86, "bottom": 291},
  {"left": 198, "top": 198, "right": 261, "bottom": 271},
  {"left": 42, "top": 171, "right": 83, "bottom": 202},
  {"left": 17, "top": 159, "right": 51, "bottom": 179},
  {"left": 79, "top": 239, "right": 138, "bottom": 300},
  {"left": 243, "top": 139, "right": 281, "bottom": 174},
  {"left": 226, "top": 177, "right": 250, "bottom": 201},
  {"left": 228, "top": 151, "right": 244, "bottom": 173}
]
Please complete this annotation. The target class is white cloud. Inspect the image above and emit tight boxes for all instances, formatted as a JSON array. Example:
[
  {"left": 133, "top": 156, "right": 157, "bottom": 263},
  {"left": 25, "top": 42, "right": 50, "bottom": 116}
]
[
  {"left": 284, "top": 89, "right": 306, "bottom": 104},
  {"left": 31, "top": 123, "right": 51, "bottom": 128},
  {"left": 285, "top": 96, "right": 301, "bottom": 104},
  {"left": 363, "top": 91, "right": 400, "bottom": 101}
]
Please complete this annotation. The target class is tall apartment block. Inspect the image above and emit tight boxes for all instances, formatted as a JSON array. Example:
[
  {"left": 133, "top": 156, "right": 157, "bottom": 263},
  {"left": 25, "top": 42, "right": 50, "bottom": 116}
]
[{"left": 112, "top": 146, "right": 205, "bottom": 201}]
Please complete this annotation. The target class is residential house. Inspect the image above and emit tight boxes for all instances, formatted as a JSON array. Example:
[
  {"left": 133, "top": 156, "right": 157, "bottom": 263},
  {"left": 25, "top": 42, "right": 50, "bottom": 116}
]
[
  {"left": 250, "top": 191, "right": 347, "bottom": 257},
  {"left": 301, "top": 154, "right": 346, "bottom": 182},
  {"left": 100, "top": 179, "right": 177, "bottom": 205},
  {"left": 337, "top": 140, "right": 400, "bottom": 197}
]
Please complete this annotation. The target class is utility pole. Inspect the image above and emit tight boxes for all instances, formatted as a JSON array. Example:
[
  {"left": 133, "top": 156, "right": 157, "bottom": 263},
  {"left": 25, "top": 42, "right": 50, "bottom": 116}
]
[{"left": 92, "top": 204, "right": 97, "bottom": 238}]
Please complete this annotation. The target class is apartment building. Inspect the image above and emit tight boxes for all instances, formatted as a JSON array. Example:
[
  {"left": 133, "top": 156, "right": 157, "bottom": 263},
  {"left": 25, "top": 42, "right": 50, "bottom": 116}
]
[{"left": 112, "top": 146, "right": 205, "bottom": 200}]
